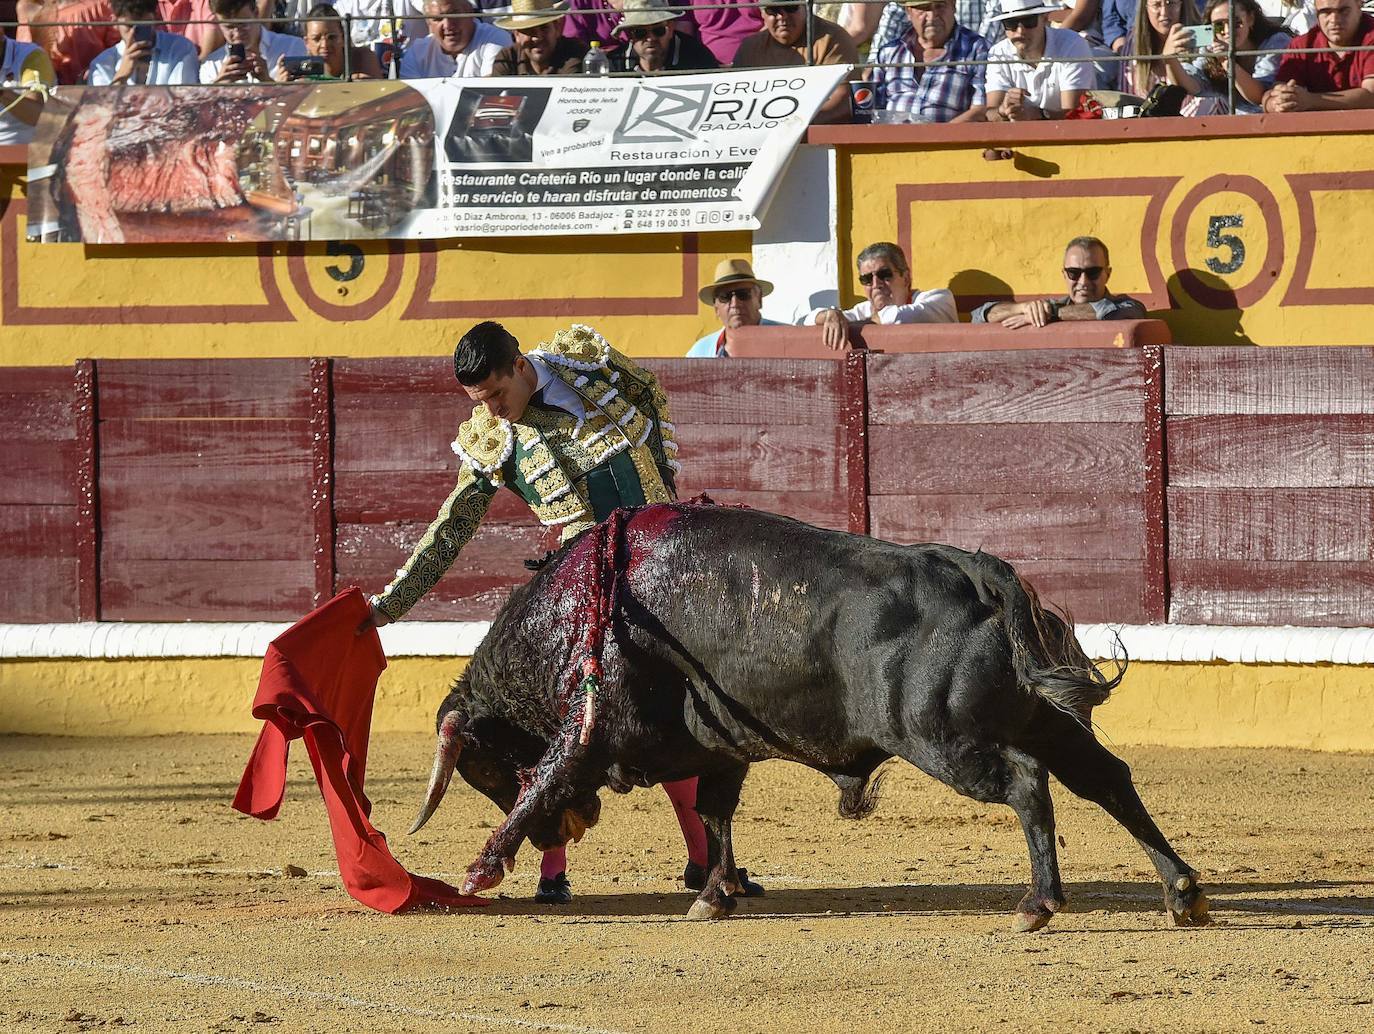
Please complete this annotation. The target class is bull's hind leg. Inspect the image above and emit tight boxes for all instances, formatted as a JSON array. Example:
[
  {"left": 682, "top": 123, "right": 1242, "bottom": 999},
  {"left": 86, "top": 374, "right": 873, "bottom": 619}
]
[
  {"left": 1042, "top": 724, "right": 1210, "bottom": 927},
  {"left": 685, "top": 762, "right": 748, "bottom": 920},
  {"left": 895, "top": 739, "right": 1067, "bottom": 931}
]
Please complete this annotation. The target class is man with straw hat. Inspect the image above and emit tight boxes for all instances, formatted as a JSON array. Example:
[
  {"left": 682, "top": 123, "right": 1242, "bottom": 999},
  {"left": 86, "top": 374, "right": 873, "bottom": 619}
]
[
  {"left": 686, "top": 259, "right": 785, "bottom": 358},
  {"left": 492, "top": 0, "right": 589, "bottom": 74},
  {"left": 618, "top": 0, "right": 719, "bottom": 71}
]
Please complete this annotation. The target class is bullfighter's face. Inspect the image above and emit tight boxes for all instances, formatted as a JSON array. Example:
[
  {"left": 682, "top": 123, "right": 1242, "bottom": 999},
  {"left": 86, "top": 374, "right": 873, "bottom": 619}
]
[
  {"left": 1062, "top": 243, "right": 1111, "bottom": 305},
  {"left": 461, "top": 355, "right": 538, "bottom": 423}
]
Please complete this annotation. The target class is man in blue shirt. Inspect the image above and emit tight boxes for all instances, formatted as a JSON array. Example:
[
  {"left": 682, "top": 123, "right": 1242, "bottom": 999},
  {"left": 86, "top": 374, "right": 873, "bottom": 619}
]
[
  {"left": 686, "top": 259, "right": 785, "bottom": 357},
  {"left": 973, "top": 236, "right": 1147, "bottom": 326}
]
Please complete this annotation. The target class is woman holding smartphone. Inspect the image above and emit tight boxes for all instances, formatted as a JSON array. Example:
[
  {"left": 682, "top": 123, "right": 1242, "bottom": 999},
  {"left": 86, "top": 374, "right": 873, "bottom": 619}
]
[
  {"left": 1174, "top": 0, "right": 1292, "bottom": 112},
  {"left": 86, "top": 0, "right": 202, "bottom": 85},
  {"left": 275, "top": 4, "right": 385, "bottom": 80},
  {"left": 1121, "top": 0, "right": 1226, "bottom": 114}
]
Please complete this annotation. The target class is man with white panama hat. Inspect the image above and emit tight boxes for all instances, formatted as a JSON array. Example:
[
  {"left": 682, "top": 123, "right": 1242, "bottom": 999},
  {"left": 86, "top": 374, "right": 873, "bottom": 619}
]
[
  {"left": 985, "top": 0, "right": 1096, "bottom": 119},
  {"left": 686, "top": 259, "right": 786, "bottom": 358},
  {"left": 618, "top": 0, "right": 719, "bottom": 71},
  {"left": 491, "top": 0, "right": 589, "bottom": 73}
]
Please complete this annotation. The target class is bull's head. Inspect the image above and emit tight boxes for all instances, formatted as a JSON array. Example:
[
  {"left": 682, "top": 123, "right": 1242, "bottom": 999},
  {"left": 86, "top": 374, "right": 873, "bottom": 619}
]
[{"left": 408, "top": 701, "right": 602, "bottom": 850}]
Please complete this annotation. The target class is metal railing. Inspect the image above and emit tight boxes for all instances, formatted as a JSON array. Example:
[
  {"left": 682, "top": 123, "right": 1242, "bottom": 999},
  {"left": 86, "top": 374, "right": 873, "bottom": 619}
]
[{"left": 5, "top": 2, "right": 1374, "bottom": 119}]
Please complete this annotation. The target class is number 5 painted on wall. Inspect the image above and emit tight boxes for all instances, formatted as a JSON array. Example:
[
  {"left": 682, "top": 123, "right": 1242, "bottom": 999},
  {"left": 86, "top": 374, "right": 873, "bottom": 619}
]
[{"left": 1205, "top": 215, "right": 1245, "bottom": 275}]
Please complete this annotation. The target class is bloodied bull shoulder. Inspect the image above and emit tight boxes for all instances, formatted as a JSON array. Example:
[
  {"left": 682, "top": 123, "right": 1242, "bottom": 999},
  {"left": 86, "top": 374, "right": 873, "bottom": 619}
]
[{"left": 411, "top": 502, "right": 1210, "bottom": 930}]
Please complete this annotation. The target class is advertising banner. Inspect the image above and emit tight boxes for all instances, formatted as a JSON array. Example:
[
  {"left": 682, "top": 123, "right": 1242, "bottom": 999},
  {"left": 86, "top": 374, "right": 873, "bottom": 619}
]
[{"left": 25, "top": 68, "right": 848, "bottom": 245}]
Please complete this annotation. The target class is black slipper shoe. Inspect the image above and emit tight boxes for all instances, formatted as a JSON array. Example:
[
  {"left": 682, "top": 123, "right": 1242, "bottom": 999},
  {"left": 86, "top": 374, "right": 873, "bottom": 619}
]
[{"left": 534, "top": 871, "right": 572, "bottom": 904}]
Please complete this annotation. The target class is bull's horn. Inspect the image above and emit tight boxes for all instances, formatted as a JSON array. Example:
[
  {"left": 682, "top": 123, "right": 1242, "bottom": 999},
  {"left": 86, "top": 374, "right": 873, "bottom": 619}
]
[{"left": 408, "top": 712, "right": 462, "bottom": 835}]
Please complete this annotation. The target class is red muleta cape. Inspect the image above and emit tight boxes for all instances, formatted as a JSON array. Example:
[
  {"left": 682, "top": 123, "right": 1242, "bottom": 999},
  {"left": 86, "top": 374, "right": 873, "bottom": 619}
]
[{"left": 232, "top": 587, "right": 485, "bottom": 912}]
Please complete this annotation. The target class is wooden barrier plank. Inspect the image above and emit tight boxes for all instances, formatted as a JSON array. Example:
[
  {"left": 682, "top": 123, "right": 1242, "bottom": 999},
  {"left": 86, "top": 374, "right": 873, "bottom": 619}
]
[
  {"left": 1169, "top": 560, "right": 1374, "bottom": 626},
  {"left": 0, "top": 557, "right": 79, "bottom": 623},
  {"left": 0, "top": 439, "right": 75, "bottom": 505},
  {"left": 1000, "top": 558, "right": 1147, "bottom": 624},
  {"left": 868, "top": 351, "right": 1144, "bottom": 426},
  {"left": 98, "top": 419, "right": 312, "bottom": 481},
  {"left": 1166, "top": 346, "right": 1374, "bottom": 416},
  {"left": 869, "top": 423, "right": 1143, "bottom": 495},
  {"left": 99, "top": 481, "right": 313, "bottom": 561},
  {"left": 1168, "top": 414, "right": 1374, "bottom": 488},
  {"left": 97, "top": 359, "right": 312, "bottom": 419},
  {"left": 650, "top": 359, "right": 844, "bottom": 425},
  {"left": 1169, "top": 487, "right": 1374, "bottom": 561},
  {"left": 674, "top": 426, "right": 844, "bottom": 493},
  {"left": 332, "top": 405, "right": 471, "bottom": 472},
  {"left": 870, "top": 493, "right": 1145, "bottom": 559},
  {"left": 0, "top": 504, "right": 76, "bottom": 558},
  {"left": 100, "top": 559, "right": 315, "bottom": 620},
  {"left": 334, "top": 471, "right": 541, "bottom": 525},
  {"left": 332, "top": 357, "right": 451, "bottom": 396}
]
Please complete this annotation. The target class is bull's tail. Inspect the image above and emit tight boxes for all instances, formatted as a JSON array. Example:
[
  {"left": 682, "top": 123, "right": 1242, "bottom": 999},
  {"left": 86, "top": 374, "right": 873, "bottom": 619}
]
[{"left": 973, "top": 553, "right": 1126, "bottom": 720}]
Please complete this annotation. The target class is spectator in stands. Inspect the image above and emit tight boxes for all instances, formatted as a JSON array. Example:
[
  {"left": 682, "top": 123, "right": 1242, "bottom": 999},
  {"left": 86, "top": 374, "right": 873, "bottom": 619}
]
[
  {"left": 1, "top": 26, "right": 54, "bottom": 147},
  {"left": 400, "top": 0, "right": 510, "bottom": 76},
  {"left": 872, "top": 0, "right": 990, "bottom": 122},
  {"left": 1120, "top": 0, "right": 1226, "bottom": 114},
  {"left": 563, "top": 0, "right": 629, "bottom": 62},
  {"left": 973, "top": 237, "right": 1147, "bottom": 326},
  {"left": 986, "top": 0, "right": 1097, "bottom": 118},
  {"left": 200, "top": 0, "right": 305, "bottom": 82},
  {"left": 618, "top": 0, "right": 717, "bottom": 71},
  {"left": 1174, "top": 0, "right": 1290, "bottom": 112},
  {"left": 492, "top": 0, "right": 588, "bottom": 73},
  {"left": 330, "top": 0, "right": 429, "bottom": 51},
  {"left": 87, "top": 0, "right": 200, "bottom": 83},
  {"left": 687, "top": 259, "right": 785, "bottom": 358},
  {"left": 803, "top": 242, "right": 957, "bottom": 350},
  {"left": 1264, "top": 0, "right": 1374, "bottom": 110},
  {"left": 1103, "top": 0, "right": 1136, "bottom": 49},
  {"left": 274, "top": 3, "right": 385, "bottom": 78},
  {"left": 733, "top": 2, "right": 858, "bottom": 124},
  {"left": 681, "top": 0, "right": 763, "bottom": 64}
]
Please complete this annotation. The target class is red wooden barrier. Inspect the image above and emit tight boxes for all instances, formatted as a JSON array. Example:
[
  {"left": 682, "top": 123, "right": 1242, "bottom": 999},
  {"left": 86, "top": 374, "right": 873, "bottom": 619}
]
[
  {"left": 1164, "top": 347, "right": 1374, "bottom": 625},
  {"left": 865, "top": 349, "right": 1152, "bottom": 623},
  {"left": 0, "top": 366, "right": 79, "bottom": 622},
  {"left": 95, "top": 359, "right": 315, "bottom": 620}
]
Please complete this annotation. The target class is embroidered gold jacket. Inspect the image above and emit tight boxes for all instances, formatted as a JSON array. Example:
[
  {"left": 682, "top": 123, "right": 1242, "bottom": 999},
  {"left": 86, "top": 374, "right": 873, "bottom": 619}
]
[{"left": 372, "top": 325, "right": 680, "bottom": 621}]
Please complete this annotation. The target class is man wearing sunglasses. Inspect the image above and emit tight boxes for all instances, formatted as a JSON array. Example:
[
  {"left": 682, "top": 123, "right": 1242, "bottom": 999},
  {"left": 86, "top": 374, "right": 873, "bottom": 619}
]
[
  {"left": 803, "top": 242, "right": 957, "bottom": 350},
  {"left": 686, "top": 258, "right": 785, "bottom": 357},
  {"left": 985, "top": 0, "right": 1096, "bottom": 120},
  {"left": 733, "top": 2, "right": 859, "bottom": 124},
  {"left": 972, "top": 237, "right": 1146, "bottom": 328},
  {"left": 617, "top": 0, "right": 719, "bottom": 71}
]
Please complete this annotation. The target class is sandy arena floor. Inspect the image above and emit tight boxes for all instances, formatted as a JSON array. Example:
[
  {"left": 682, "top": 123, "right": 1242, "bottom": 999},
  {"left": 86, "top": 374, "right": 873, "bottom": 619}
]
[{"left": 1, "top": 734, "right": 1372, "bottom": 1033}]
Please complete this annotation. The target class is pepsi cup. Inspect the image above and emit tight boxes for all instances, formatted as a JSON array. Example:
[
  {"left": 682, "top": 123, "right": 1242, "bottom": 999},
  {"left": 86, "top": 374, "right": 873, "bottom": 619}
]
[
  {"left": 849, "top": 82, "right": 875, "bottom": 125},
  {"left": 374, "top": 40, "right": 400, "bottom": 77}
]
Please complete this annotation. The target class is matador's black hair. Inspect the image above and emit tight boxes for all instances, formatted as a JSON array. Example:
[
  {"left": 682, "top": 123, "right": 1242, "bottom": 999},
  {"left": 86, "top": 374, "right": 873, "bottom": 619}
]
[{"left": 454, "top": 321, "right": 520, "bottom": 386}]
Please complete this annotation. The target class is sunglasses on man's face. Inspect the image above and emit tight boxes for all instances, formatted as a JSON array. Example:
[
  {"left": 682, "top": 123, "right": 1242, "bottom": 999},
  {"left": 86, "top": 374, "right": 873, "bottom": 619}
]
[
  {"left": 714, "top": 287, "right": 755, "bottom": 304},
  {"left": 763, "top": 4, "right": 802, "bottom": 15},
  {"left": 1003, "top": 14, "right": 1040, "bottom": 29},
  {"left": 628, "top": 24, "right": 669, "bottom": 40},
  {"left": 1064, "top": 265, "right": 1105, "bottom": 281},
  {"left": 859, "top": 267, "right": 897, "bottom": 286}
]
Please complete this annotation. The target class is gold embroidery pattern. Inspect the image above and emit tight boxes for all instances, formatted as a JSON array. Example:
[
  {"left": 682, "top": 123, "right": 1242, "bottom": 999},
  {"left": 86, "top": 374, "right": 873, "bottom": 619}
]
[
  {"left": 373, "top": 464, "right": 495, "bottom": 620},
  {"left": 536, "top": 324, "right": 612, "bottom": 371},
  {"left": 515, "top": 426, "right": 591, "bottom": 528},
  {"left": 629, "top": 444, "right": 674, "bottom": 504},
  {"left": 453, "top": 406, "right": 513, "bottom": 485}
]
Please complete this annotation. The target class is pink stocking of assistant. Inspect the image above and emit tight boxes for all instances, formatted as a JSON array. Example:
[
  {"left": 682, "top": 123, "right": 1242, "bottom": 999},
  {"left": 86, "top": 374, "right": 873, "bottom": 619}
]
[
  {"left": 540, "top": 845, "right": 567, "bottom": 880},
  {"left": 662, "top": 777, "right": 708, "bottom": 866}
]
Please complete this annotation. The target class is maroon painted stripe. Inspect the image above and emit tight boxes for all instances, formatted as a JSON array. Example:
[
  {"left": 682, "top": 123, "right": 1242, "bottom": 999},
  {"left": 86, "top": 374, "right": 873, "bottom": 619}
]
[
  {"left": 311, "top": 357, "right": 336, "bottom": 607},
  {"left": 74, "top": 359, "right": 100, "bottom": 622},
  {"left": 1141, "top": 345, "right": 1168, "bottom": 624},
  {"left": 844, "top": 349, "right": 869, "bottom": 536}
]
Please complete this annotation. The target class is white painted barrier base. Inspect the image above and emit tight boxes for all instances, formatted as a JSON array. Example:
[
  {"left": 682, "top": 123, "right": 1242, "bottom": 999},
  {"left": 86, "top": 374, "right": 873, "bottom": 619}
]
[{"left": 2, "top": 623, "right": 1373, "bottom": 664}]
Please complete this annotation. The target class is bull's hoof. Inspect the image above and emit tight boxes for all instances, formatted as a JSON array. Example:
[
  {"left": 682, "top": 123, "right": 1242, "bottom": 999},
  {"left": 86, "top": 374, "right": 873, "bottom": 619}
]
[
  {"left": 686, "top": 894, "right": 736, "bottom": 921},
  {"left": 1013, "top": 891, "right": 1064, "bottom": 933},
  {"left": 462, "top": 855, "right": 509, "bottom": 895},
  {"left": 1164, "top": 873, "right": 1211, "bottom": 927}
]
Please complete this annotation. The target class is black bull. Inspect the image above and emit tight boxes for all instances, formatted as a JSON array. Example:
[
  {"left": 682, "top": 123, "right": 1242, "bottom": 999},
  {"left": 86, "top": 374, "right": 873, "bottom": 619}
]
[{"left": 410, "top": 502, "right": 1210, "bottom": 930}]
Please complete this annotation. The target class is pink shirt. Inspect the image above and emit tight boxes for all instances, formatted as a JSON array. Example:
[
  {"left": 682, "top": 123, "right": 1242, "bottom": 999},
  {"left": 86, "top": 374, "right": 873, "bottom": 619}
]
[{"left": 682, "top": 0, "right": 762, "bottom": 65}]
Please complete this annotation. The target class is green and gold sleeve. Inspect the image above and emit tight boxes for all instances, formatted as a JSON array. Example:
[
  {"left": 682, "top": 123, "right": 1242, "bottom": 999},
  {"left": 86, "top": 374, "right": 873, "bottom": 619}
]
[{"left": 371, "top": 464, "right": 497, "bottom": 621}]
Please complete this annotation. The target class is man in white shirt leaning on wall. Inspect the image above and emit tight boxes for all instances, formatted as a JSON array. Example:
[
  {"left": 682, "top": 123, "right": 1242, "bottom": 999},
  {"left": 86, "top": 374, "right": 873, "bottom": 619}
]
[{"left": 802, "top": 242, "right": 957, "bottom": 350}]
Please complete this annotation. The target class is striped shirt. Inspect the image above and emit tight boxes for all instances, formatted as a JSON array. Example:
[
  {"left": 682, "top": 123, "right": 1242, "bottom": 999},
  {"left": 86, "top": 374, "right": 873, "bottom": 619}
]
[{"left": 872, "top": 24, "right": 990, "bottom": 121}]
